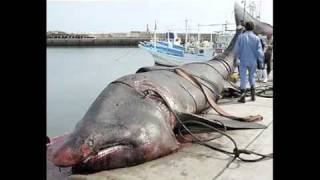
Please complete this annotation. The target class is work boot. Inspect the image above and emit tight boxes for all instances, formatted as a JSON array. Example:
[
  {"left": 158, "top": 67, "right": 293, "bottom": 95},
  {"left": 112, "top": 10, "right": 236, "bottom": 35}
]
[
  {"left": 262, "top": 69, "right": 268, "bottom": 83},
  {"left": 251, "top": 86, "right": 256, "bottom": 101},
  {"left": 256, "top": 70, "right": 263, "bottom": 82},
  {"left": 238, "top": 89, "right": 246, "bottom": 103}
]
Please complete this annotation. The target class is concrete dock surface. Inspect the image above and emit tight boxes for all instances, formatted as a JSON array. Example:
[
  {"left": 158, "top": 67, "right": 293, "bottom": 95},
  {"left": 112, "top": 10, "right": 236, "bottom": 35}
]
[{"left": 69, "top": 95, "right": 273, "bottom": 180}]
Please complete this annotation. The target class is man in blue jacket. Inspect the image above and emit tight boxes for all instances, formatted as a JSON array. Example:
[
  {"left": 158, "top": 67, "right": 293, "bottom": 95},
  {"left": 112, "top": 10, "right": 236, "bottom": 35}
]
[{"left": 233, "top": 21, "right": 264, "bottom": 103}]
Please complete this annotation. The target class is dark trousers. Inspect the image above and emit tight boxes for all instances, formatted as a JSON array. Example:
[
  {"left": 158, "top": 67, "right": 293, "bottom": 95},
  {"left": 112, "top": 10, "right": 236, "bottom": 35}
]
[{"left": 264, "top": 52, "right": 272, "bottom": 75}]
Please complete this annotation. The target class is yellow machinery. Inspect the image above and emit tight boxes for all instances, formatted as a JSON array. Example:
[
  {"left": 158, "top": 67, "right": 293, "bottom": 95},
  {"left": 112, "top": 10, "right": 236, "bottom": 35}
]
[{"left": 230, "top": 72, "right": 239, "bottom": 83}]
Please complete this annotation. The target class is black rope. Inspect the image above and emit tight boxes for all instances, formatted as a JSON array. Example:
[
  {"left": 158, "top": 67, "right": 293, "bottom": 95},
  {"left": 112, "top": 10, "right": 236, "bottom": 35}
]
[
  {"left": 178, "top": 84, "right": 199, "bottom": 113},
  {"left": 167, "top": 69, "right": 273, "bottom": 166},
  {"left": 175, "top": 120, "right": 272, "bottom": 163},
  {"left": 185, "top": 61, "right": 243, "bottom": 96},
  {"left": 222, "top": 84, "right": 273, "bottom": 98},
  {"left": 255, "top": 86, "right": 273, "bottom": 98},
  {"left": 246, "top": 85, "right": 273, "bottom": 98},
  {"left": 188, "top": 62, "right": 228, "bottom": 81},
  {"left": 189, "top": 74, "right": 221, "bottom": 100},
  {"left": 220, "top": 59, "right": 233, "bottom": 75},
  {"left": 112, "top": 77, "right": 273, "bottom": 169},
  {"left": 146, "top": 88, "right": 273, "bottom": 169},
  {"left": 177, "top": 119, "right": 227, "bottom": 143},
  {"left": 215, "top": 57, "right": 232, "bottom": 75}
]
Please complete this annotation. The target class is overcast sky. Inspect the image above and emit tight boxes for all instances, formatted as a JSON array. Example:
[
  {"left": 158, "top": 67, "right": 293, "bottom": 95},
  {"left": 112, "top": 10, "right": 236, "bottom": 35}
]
[{"left": 47, "top": 0, "right": 273, "bottom": 33}]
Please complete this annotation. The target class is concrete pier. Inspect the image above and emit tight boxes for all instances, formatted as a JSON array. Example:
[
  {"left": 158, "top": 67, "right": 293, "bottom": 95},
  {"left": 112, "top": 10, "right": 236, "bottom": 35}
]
[
  {"left": 47, "top": 37, "right": 151, "bottom": 46},
  {"left": 47, "top": 31, "right": 218, "bottom": 46}
]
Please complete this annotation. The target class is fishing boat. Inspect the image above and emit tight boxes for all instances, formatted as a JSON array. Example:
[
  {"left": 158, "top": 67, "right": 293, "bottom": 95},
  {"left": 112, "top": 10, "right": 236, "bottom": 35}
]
[
  {"left": 213, "top": 33, "right": 234, "bottom": 55},
  {"left": 138, "top": 31, "right": 215, "bottom": 67}
]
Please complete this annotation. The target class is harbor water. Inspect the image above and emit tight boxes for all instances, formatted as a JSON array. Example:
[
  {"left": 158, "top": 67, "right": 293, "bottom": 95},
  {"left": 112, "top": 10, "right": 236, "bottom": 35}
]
[{"left": 47, "top": 47, "right": 154, "bottom": 137}]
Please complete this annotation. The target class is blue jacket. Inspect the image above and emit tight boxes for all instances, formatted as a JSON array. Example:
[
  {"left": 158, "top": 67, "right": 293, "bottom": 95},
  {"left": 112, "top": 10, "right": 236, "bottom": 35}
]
[{"left": 233, "top": 31, "right": 264, "bottom": 66}]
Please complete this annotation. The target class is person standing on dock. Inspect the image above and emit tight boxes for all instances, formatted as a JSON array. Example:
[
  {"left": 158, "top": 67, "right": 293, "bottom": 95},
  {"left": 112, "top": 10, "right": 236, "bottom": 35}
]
[
  {"left": 234, "top": 20, "right": 246, "bottom": 74},
  {"left": 233, "top": 21, "right": 264, "bottom": 103},
  {"left": 265, "top": 34, "right": 273, "bottom": 78},
  {"left": 256, "top": 33, "right": 268, "bottom": 82}
]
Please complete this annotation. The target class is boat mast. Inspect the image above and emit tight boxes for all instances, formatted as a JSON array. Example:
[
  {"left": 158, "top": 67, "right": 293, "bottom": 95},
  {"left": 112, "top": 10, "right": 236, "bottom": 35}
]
[
  {"left": 197, "top": 24, "right": 200, "bottom": 45},
  {"left": 185, "top": 19, "right": 188, "bottom": 51},
  {"left": 154, "top": 20, "right": 157, "bottom": 49}
]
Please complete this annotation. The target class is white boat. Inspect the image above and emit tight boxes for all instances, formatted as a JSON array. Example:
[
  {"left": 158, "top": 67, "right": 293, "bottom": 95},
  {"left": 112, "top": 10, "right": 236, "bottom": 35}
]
[
  {"left": 139, "top": 31, "right": 215, "bottom": 66},
  {"left": 149, "top": 49, "right": 214, "bottom": 66}
]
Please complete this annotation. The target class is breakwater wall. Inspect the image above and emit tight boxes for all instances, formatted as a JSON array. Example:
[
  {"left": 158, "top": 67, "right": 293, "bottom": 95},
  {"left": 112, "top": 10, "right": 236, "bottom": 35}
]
[
  {"left": 47, "top": 37, "right": 151, "bottom": 46},
  {"left": 47, "top": 31, "right": 217, "bottom": 46}
]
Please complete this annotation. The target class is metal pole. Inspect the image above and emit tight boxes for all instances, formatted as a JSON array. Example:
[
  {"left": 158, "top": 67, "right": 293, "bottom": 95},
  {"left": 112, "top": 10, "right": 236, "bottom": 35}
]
[
  {"left": 197, "top": 24, "right": 200, "bottom": 44},
  {"left": 222, "top": 24, "right": 224, "bottom": 35},
  {"left": 185, "top": 19, "right": 188, "bottom": 51},
  {"left": 154, "top": 20, "right": 157, "bottom": 49},
  {"left": 243, "top": 0, "right": 246, "bottom": 21},
  {"left": 259, "top": 0, "right": 261, "bottom": 22}
]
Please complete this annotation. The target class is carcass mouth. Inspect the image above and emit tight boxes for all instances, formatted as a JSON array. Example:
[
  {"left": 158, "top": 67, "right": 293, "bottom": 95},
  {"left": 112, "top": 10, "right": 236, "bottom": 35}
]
[{"left": 81, "top": 143, "right": 131, "bottom": 164}]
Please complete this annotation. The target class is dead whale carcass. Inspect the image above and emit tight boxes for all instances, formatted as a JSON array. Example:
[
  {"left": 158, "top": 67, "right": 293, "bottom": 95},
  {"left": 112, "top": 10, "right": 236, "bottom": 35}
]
[{"left": 47, "top": 2, "right": 273, "bottom": 174}]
